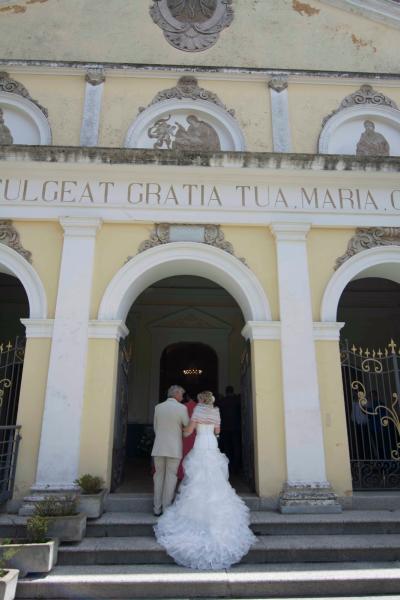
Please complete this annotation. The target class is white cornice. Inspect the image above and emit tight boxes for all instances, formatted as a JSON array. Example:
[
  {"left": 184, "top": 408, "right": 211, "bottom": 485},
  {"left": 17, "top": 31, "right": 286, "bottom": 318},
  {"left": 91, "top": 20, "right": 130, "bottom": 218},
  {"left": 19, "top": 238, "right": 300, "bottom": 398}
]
[
  {"left": 59, "top": 217, "right": 102, "bottom": 238},
  {"left": 313, "top": 322, "right": 345, "bottom": 341},
  {"left": 241, "top": 321, "right": 281, "bottom": 341},
  {"left": 88, "top": 320, "right": 129, "bottom": 340},
  {"left": 21, "top": 318, "right": 54, "bottom": 338},
  {"left": 320, "top": 0, "right": 400, "bottom": 29}
]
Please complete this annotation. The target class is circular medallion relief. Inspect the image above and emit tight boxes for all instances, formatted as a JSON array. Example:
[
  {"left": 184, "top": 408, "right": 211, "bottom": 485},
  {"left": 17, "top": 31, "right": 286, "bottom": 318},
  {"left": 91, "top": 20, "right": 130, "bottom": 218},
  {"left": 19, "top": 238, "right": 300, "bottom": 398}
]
[
  {"left": 125, "top": 99, "right": 245, "bottom": 151},
  {"left": 319, "top": 106, "right": 400, "bottom": 157},
  {"left": 0, "top": 93, "right": 51, "bottom": 145}
]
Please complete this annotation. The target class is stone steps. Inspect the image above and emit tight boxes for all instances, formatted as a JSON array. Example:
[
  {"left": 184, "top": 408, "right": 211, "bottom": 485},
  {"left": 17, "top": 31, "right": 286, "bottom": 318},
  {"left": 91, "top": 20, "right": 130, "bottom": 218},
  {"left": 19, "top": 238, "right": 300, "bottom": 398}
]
[
  {"left": 15, "top": 563, "right": 400, "bottom": 598},
  {"left": 86, "top": 509, "right": 400, "bottom": 537},
  {"left": 57, "top": 533, "right": 400, "bottom": 566}
]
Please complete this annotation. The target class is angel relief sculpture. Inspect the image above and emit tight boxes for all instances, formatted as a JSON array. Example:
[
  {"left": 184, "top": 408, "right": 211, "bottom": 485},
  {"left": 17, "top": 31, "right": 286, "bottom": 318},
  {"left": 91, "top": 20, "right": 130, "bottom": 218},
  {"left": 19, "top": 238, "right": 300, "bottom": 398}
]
[
  {"left": 149, "top": 0, "right": 234, "bottom": 52},
  {"left": 147, "top": 114, "right": 221, "bottom": 151}
]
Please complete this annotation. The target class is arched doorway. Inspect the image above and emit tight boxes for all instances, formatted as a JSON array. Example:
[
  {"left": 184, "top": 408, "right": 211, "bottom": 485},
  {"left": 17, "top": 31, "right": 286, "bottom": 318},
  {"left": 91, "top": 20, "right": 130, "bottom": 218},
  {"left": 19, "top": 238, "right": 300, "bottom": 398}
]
[
  {"left": 99, "top": 241, "right": 272, "bottom": 495},
  {"left": 338, "top": 276, "right": 400, "bottom": 490},
  {"left": 0, "top": 272, "right": 29, "bottom": 426},
  {"left": 159, "top": 342, "right": 218, "bottom": 402},
  {"left": 112, "top": 274, "right": 253, "bottom": 494}
]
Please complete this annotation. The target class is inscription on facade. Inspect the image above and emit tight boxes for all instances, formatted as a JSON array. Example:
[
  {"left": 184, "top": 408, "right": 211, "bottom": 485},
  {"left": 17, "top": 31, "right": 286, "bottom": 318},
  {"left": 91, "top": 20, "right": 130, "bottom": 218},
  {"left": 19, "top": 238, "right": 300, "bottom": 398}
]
[{"left": 0, "top": 178, "right": 399, "bottom": 213}]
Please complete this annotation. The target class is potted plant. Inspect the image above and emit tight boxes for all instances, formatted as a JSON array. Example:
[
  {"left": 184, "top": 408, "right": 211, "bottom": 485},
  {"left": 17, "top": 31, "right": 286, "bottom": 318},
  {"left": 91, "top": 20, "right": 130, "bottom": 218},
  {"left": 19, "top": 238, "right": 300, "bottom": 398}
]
[
  {"left": 75, "top": 474, "right": 107, "bottom": 519},
  {"left": 33, "top": 496, "right": 86, "bottom": 543},
  {"left": 0, "top": 549, "right": 18, "bottom": 600},
  {"left": 0, "top": 516, "right": 58, "bottom": 577}
]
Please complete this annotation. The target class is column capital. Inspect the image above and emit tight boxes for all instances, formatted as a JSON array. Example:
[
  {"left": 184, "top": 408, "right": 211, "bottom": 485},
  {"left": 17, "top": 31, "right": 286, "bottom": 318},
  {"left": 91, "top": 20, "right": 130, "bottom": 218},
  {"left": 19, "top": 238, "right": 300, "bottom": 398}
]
[
  {"left": 241, "top": 321, "right": 281, "bottom": 341},
  {"left": 59, "top": 217, "right": 102, "bottom": 238},
  {"left": 270, "top": 222, "right": 311, "bottom": 242},
  {"left": 313, "top": 321, "right": 345, "bottom": 341},
  {"left": 21, "top": 318, "right": 54, "bottom": 338},
  {"left": 88, "top": 320, "right": 129, "bottom": 340},
  {"left": 268, "top": 76, "right": 288, "bottom": 93},
  {"left": 85, "top": 68, "right": 105, "bottom": 86}
]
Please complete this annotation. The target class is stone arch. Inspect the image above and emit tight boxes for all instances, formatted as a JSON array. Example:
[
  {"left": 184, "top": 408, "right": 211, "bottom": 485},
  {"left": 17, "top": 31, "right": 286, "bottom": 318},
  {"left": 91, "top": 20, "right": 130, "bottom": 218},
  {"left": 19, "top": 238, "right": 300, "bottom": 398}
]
[
  {"left": 0, "top": 244, "right": 47, "bottom": 319},
  {"left": 98, "top": 242, "right": 271, "bottom": 324},
  {"left": 321, "top": 245, "right": 400, "bottom": 322}
]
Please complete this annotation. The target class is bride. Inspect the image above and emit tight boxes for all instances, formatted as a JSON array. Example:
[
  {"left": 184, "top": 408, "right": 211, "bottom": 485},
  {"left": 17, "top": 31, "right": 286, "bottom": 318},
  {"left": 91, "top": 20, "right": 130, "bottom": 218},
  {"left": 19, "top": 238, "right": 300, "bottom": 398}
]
[{"left": 154, "top": 390, "right": 256, "bottom": 570}]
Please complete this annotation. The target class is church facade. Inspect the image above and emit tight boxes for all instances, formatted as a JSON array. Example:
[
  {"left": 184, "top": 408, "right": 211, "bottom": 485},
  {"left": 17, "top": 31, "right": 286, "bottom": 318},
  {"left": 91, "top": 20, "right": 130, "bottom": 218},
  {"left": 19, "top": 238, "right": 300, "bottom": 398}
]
[{"left": 0, "top": 0, "right": 400, "bottom": 513}]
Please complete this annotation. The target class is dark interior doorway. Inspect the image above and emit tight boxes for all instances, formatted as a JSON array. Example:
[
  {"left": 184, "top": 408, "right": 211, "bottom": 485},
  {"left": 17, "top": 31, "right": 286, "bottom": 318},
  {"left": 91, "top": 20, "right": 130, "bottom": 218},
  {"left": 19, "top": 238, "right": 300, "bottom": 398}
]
[{"left": 159, "top": 342, "right": 218, "bottom": 402}]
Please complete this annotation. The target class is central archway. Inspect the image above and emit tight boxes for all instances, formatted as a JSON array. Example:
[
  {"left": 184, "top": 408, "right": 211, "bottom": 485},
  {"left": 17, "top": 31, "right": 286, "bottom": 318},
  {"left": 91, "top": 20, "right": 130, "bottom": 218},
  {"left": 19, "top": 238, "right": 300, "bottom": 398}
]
[{"left": 98, "top": 242, "right": 271, "bottom": 323}]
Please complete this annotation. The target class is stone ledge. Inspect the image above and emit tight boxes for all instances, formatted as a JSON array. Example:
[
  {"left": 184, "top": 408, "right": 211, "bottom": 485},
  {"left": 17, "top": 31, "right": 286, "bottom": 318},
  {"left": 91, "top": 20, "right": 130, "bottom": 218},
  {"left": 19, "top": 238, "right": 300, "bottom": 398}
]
[{"left": 0, "top": 145, "right": 399, "bottom": 173}]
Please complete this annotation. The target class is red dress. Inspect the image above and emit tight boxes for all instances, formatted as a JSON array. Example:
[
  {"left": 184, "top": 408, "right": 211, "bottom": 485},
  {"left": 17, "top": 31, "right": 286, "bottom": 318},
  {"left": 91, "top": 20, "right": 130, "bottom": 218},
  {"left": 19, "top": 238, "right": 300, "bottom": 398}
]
[{"left": 177, "top": 400, "right": 197, "bottom": 481}]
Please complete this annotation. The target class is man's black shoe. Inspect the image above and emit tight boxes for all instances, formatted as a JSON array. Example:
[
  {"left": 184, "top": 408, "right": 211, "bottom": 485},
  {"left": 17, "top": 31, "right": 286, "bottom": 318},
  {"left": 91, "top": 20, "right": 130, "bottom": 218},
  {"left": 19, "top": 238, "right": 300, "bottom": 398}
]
[{"left": 154, "top": 510, "right": 162, "bottom": 517}]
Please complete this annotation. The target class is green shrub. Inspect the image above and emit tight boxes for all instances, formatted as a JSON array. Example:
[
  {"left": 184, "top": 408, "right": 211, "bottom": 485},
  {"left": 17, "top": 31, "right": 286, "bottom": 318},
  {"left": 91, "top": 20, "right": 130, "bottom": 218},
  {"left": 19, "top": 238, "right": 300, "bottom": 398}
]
[
  {"left": 74, "top": 474, "right": 104, "bottom": 495},
  {"left": 0, "top": 547, "right": 18, "bottom": 577},
  {"left": 26, "top": 515, "right": 49, "bottom": 543},
  {"left": 34, "top": 495, "right": 77, "bottom": 517}
]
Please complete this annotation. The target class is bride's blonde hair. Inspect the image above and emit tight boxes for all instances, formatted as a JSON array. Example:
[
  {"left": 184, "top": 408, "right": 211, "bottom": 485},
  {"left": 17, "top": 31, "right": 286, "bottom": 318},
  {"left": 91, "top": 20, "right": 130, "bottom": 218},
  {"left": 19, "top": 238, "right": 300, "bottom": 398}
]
[{"left": 197, "top": 390, "right": 215, "bottom": 405}]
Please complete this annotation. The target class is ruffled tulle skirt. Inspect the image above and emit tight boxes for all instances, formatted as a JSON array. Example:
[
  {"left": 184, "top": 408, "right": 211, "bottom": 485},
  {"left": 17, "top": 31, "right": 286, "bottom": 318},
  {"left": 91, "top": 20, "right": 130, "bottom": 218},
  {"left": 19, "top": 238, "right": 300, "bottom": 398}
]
[{"left": 154, "top": 434, "right": 256, "bottom": 570}]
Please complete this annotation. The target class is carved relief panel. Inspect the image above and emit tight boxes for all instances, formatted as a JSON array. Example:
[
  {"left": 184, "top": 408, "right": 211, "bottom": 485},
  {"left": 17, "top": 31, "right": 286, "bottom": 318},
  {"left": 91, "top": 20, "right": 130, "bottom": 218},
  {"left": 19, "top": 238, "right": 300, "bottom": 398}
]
[
  {"left": 149, "top": 0, "right": 234, "bottom": 52},
  {"left": 0, "top": 72, "right": 51, "bottom": 145},
  {"left": 319, "top": 85, "right": 400, "bottom": 156},
  {"left": 125, "top": 77, "right": 245, "bottom": 151}
]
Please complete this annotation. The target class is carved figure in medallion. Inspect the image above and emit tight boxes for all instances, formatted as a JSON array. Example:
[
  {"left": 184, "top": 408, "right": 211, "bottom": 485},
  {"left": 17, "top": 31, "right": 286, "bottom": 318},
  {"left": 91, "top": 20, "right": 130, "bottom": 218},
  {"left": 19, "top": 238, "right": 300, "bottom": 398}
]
[
  {"left": 172, "top": 115, "right": 221, "bottom": 151},
  {"left": 149, "top": 0, "right": 234, "bottom": 52},
  {"left": 0, "top": 108, "right": 13, "bottom": 145},
  {"left": 148, "top": 115, "right": 177, "bottom": 149},
  {"left": 147, "top": 114, "right": 221, "bottom": 151},
  {"left": 356, "top": 120, "right": 390, "bottom": 157}
]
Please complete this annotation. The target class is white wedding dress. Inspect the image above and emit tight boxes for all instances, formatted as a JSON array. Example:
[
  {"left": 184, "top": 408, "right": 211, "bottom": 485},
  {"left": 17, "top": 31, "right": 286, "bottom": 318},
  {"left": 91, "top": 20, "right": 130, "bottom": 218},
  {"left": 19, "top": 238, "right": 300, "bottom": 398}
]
[{"left": 154, "top": 418, "right": 256, "bottom": 570}]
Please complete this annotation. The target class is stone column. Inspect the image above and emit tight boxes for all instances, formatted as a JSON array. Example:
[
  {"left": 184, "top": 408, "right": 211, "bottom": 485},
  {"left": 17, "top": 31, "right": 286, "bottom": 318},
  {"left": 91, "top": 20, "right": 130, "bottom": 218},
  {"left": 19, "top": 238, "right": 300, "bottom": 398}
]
[
  {"left": 32, "top": 217, "right": 101, "bottom": 493},
  {"left": 268, "top": 77, "right": 292, "bottom": 153},
  {"left": 80, "top": 68, "right": 105, "bottom": 146},
  {"left": 271, "top": 223, "right": 340, "bottom": 513}
]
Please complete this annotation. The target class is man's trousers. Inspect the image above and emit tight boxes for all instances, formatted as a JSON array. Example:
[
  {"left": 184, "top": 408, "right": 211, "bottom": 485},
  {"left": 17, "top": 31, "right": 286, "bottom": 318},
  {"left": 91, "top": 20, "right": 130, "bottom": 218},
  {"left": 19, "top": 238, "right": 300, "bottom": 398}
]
[{"left": 153, "top": 456, "right": 180, "bottom": 513}]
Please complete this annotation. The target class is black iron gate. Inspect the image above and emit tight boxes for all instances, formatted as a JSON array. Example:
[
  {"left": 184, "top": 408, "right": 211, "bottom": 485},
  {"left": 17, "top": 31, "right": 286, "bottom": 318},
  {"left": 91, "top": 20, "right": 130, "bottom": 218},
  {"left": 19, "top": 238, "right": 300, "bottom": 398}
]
[
  {"left": 0, "top": 337, "right": 24, "bottom": 502},
  {"left": 341, "top": 339, "right": 400, "bottom": 490},
  {"left": 111, "top": 339, "right": 130, "bottom": 492},
  {"left": 240, "top": 340, "right": 255, "bottom": 492}
]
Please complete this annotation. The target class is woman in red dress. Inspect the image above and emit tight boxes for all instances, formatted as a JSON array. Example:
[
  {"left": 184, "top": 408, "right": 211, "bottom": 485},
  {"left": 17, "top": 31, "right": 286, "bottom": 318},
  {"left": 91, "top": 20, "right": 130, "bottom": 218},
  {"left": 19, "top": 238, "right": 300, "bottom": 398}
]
[{"left": 177, "top": 392, "right": 197, "bottom": 481}]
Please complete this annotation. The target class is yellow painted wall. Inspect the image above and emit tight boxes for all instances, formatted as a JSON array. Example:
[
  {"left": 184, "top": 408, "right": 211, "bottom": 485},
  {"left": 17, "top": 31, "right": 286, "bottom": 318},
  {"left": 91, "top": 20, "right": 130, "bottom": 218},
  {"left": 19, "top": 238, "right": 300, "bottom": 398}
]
[
  {"left": 14, "top": 220, "right": 63, "bottom": 318},
  {"left": 90, "top": 223, "right": 150, "bottom": 319},
  {"left": 308, "top": 227, "right": 356, "bottom": 321},
  {"left": 252, "top": 339, "right": 286, "bottom": 498},
  {"left": 316, "top": 340, "right": 352, "bottom": 496},
  {"left": 7, "top": 72, "right": 85, "bottom": 146},
  {"left": 14, "top": 338, "right": 51, "bottom": 498},
  {"left": 224, "top": 225, "right": 279, "bottom": 321},
  {"left": 79, "top": 338, "right": 119, "bottom": 483},
  {"left": 0, "top": 1, "right": 399, "bottom": 72}
]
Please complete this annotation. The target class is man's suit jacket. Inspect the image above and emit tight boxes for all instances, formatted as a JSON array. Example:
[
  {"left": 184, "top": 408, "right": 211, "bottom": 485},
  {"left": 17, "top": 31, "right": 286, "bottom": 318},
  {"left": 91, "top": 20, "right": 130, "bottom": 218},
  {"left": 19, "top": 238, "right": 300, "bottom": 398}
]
[{"left": 151, "top": 398, "right": 189, "bottom": 459}]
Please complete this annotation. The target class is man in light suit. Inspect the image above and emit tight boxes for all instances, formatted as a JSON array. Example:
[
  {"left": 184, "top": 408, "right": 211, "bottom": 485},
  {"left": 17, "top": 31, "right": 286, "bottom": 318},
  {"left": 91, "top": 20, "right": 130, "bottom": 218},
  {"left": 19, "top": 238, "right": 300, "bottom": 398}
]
[{"left": 151, "top": 384, "right": 189, "bottom": 516}]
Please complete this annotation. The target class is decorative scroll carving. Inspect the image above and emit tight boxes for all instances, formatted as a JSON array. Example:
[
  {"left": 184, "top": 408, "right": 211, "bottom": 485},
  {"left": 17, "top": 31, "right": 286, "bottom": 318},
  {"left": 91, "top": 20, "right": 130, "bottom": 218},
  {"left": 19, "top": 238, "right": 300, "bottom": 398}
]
[
  {"left": 0, "top": 220, "right": 32, "bottom": 263},
  {"left": 323, "top": 84, "right": 398, "bottom": 126},
  {"left": 135, "top": 223, "right": 247, "bottom": 265},
  {"left": 356, "top": 120, "right": 390, "bottom": 156},
  {"left": 149, "top": 0, "right": 234, "bottom": 52},
  {"left": 137, "top": 223, "right": 171, "bottom": 253},
  {"left": 0, "top": 72, "right": 48, "bottom": 117},
  {"left": 139, "top": 75, "right": 235, "bottom": 116},
  {"left": 268, "top": 78, "right": 288, "bottom": 93},
  {"left": 85, "top": 69, "right": 106, "bottom": 86},
  {"left": 147, "top": 114, "right": 220, "bottom": 150},
  {"left": 0, "top": 108, "right": 13, "bottom": 145},
  {"left": 335, "top": 227, "right": 400, "bottom": 269}
]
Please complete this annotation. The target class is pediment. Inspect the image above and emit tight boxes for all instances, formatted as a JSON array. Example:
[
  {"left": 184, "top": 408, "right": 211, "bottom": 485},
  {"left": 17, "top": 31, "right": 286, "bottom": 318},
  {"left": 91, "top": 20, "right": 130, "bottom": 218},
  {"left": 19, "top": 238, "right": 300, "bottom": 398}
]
[
  {"left": 149, "top": 307, "right": 232, "bottom": 331},
  {"left": 320, "top": 0, "right": 400, "bottom": 29}
]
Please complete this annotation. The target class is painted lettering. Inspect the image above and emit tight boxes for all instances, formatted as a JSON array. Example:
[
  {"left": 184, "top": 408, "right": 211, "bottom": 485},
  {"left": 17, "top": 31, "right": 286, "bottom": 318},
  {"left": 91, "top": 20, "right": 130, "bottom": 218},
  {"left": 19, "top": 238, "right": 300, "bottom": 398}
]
[
  {"left": 4, "top": 179, "right": 21, "bottom": 201},
  {"left": 182, "top": 184, "right": 198, "bottom": 205},
  {"left": 208, "top": 186, "right": 222, "bottom": 206},
  {"left": 364, "top": 190, "right": 378, "bottom": 210},
  {"left": 79, "top": 183, "right": 94, "bottom": 203},
  {"left": 236, "top": 185, "right": 251, "bottom": 207},
  {"left": 338, "top": 188, "right": 354, "bottom": 210},
  {"left": 127, "top": 183, "right": 143, "bottom": 204},
  {"left": 391, "top": 190, "right": 400, "bottom": 210},
  {"left": 60, "top": 180, "right": 77, "bottom": 203},
  {"left": 42, "top": 181, "right": 58, "bottom": 202},
  {"left": 322, "top": 189, "right": 336, "bottom": 209},
  {"left": 301, "top": 187, "right": 318, "bottom": 209},
  {"left": 99, "top": 181, "right": 114, "bottom": 204},
  {"left": 145, "top": 183, "right": 161, "bottom": 205}
]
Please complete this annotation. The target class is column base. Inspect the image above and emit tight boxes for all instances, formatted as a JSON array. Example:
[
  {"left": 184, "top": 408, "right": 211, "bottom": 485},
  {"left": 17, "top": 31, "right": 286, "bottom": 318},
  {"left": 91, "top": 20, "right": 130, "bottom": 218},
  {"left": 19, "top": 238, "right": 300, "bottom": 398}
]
[
  {"left": 278, "top": 481, "right": 342, "bottom": 514},
  {"left": 18, "top": 485, "right": 80, "bottom": 516}
]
